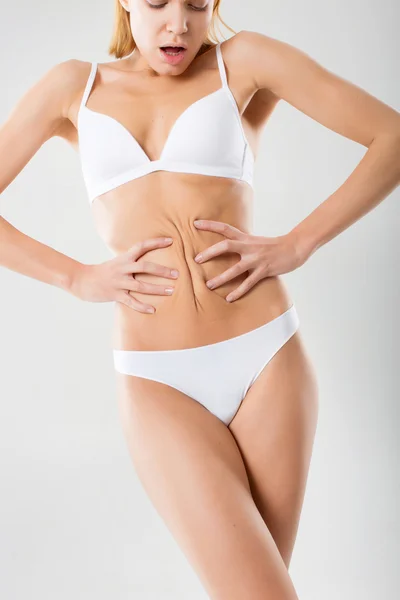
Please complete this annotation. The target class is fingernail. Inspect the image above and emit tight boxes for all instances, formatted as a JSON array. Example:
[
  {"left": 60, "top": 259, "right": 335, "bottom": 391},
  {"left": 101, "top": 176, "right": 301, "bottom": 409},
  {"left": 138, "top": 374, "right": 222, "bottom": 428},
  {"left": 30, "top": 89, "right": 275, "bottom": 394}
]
[
  {"left": 171, "top": 270, "right": 179, "bottom": 277},
  {"left": 206, "top": 281, "right": 215, "bottom": 289},
  {"left": 194, "top": 220, "right": 201, "bottom": 225},
  {"left": 226, "top": 295, "right": 233, "bottom": 302},
  {"left": 194, "top": 254, "right": 203, "bottom": 263},
  {"left": 165, "top": 287, "right": 174, "bottom": 294}
]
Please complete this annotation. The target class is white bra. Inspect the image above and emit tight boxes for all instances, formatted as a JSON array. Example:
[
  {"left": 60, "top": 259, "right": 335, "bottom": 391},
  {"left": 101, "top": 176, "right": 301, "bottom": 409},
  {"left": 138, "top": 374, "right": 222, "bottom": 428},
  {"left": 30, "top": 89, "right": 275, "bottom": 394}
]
[{"left": 77, "top": 43, "right": 254, "bottom": 204}]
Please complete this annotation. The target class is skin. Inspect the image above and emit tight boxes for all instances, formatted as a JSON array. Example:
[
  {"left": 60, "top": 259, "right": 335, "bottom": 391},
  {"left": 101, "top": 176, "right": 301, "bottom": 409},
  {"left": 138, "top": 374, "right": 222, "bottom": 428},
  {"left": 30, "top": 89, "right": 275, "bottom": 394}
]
[
  {"left": 2, "top": 0, "right": 399, "bottom": 597},
  {"left": 91, "top": 4, "right": 309, "bottom": 595},
  {"left": 122, "top": 0, "right": 214, "bottom": 72},
  {"left": 64, "top": 2, "right": 297, "bottom": 353}
]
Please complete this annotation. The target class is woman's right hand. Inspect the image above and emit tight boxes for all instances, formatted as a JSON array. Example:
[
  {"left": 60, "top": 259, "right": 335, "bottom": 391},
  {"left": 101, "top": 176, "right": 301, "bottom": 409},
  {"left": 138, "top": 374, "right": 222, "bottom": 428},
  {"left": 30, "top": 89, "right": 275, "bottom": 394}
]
[{"left": 71, "top": 237, "right": 179, "bottom": 314}]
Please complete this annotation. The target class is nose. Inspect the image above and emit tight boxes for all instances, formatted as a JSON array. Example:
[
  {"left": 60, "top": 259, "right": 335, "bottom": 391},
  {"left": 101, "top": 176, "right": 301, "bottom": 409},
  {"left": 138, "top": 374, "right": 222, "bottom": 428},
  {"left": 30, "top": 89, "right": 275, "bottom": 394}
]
[{"left": 165, "top": 5, "right": 188, "bottom": 35}]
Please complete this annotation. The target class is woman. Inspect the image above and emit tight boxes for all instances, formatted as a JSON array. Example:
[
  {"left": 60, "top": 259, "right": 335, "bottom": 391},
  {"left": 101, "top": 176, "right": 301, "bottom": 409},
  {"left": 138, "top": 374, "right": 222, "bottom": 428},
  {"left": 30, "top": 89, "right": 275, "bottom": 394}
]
[{"left": 1, "top": 0, "right": 399, "bottom": 598}]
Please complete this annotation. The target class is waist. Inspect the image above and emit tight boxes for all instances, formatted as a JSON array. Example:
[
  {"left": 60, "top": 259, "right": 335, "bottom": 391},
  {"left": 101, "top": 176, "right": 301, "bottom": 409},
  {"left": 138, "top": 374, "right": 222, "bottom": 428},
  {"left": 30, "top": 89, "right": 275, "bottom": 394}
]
[
  {"left": 89, "top": 178, "right": 292, "bottom": 349},
  {"left": 112, "top": 272, "right": 293, "bottom": 351}
]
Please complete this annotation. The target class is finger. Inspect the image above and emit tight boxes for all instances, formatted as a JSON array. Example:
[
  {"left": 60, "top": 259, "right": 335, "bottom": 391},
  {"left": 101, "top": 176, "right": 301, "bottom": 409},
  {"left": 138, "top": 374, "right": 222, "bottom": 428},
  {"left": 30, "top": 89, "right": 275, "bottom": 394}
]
[
  {"left": 129, "top": 237, "right": 173, "bottom": 260},
  {"left": 225, "top": 271, "right": 263, "bottom": 303},
  {"left": 205, "top": 262, "right": 249, "bottom": 290},
  {"left": 116, "top": 291, "right": 156, "bottom": 314},
  {"left": 195, "top": 239, "right": 243, "bottom": 263},
  {"left": 193, "top": 220, "right": 245, "bottom": 239},
  {"left": 123, "top": 278, "right": 175, "bottom": 296},
  {"left": 128, "top": 260, "right": 179, "bottom": 279}
]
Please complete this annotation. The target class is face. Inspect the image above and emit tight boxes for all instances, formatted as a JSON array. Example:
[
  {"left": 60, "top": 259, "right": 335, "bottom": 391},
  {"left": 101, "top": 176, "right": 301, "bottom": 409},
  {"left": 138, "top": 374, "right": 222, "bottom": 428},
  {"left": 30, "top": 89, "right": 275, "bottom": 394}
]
[{"left": 119, "top": 0, "right": 214, "bottom": 74}]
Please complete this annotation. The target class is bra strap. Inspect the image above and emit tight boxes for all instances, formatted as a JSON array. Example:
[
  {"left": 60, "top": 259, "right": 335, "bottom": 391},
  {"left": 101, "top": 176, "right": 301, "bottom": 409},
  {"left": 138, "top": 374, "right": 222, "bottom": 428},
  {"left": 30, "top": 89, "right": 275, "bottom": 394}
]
[
  {"left": 216, "top": 43, "right": 228, "bottom": 88},
  {"left": 80, "top": 62, "right": 97, "bottom": 108}
]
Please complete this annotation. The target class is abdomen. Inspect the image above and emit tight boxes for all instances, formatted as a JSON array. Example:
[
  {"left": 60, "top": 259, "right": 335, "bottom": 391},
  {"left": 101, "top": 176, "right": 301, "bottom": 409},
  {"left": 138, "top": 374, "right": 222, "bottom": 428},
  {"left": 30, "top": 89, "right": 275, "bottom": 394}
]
[{"left": 90, "top": 172, "right": 293, "bottom": 350}]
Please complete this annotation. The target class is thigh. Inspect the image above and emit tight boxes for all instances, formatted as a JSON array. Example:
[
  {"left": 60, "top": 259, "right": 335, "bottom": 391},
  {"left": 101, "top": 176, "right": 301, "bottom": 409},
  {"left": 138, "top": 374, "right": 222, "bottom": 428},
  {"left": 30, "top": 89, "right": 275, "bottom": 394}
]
[
  {"left": 116, "top": 372, "right": 300, "bottom": 600},
  {"left": 228, "top": 330, "right": 319, "bottom": 568}
]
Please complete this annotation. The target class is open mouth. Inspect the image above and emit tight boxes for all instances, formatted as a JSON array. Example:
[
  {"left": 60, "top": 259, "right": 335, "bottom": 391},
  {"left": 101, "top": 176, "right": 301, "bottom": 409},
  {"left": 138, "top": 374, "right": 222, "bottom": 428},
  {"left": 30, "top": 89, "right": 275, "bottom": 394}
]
[{"left": 160, "top": 46, "right": 186, "bottom": 56}]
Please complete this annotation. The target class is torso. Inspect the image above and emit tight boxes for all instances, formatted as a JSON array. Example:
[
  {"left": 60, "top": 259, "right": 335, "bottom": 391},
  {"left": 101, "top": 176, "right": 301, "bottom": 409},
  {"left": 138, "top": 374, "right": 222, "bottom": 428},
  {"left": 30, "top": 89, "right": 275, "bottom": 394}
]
[{"left": 63, "top": 35, "right": 293, "bottom": 351}]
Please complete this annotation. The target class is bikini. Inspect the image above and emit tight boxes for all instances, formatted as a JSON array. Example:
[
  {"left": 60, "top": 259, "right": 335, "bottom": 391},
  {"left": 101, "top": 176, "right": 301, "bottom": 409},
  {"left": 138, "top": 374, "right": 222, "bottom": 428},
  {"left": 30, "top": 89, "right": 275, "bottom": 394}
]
[{"left": 78, "top": 42, "right": 300, "bottom": 426}]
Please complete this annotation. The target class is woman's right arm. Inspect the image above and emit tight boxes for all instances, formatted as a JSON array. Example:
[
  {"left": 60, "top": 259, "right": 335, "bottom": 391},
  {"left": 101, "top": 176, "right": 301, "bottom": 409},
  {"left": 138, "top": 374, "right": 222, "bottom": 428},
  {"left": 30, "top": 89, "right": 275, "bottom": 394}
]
[
  {"left": 0, "top": 59, "right": 85, "bottom": 293},
  {"left": 0, "top": 62, "right": 179, "bottom": 312}
]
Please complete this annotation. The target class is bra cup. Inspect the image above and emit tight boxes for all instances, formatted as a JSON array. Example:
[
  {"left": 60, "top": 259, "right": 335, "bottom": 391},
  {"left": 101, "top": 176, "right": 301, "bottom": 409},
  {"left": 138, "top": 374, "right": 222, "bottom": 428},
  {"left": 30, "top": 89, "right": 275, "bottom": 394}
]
[
  {"left": 77, "top": 46, "right": 254, "bottom": 202},
  {"left": 161, "top": 91, "right": 246, "bottom": 175},
  {"left": 77, "top": 83, "right": 254, "bottom": 201},
  {"left": 78, "top": 108, "right": 148, "bottom": 187}
]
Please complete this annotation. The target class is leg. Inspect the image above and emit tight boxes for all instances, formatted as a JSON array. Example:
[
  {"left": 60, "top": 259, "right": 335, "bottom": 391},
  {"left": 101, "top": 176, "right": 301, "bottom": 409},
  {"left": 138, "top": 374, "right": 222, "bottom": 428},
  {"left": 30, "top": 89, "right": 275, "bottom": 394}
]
[
  {"left": 229, "top": 329, "right": 319, "bottom": 569},
  {"left": 116, "top": 372, "right": 300, "bottom": 600}
]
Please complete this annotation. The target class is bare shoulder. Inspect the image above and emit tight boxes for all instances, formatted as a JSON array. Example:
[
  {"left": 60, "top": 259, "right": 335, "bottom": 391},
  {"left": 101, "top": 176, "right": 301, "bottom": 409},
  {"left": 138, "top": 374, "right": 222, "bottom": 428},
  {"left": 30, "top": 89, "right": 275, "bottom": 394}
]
[
  {"left": 50, "top": 59, "right": 94, "bottom": 118},
  {"left": 12, "top": 58, "right": 94, "bottom": 131},
  {"left": 0, "top": 58, "right": 94, "bottom": 195},
  {"left": 218, "top": 31, "right": 281, "bottom": 127},
  {"left": 38, "top": 59, "right": 90, "bottom": 112},
  {"left": 217, "top": 31, "right": 268, "bottom": 102},
  {"left": 44, "top": 58, "right": 94, "bottom": 139},
  {"left": 217, "top": 30, "right": 289, "bottom": 100},
  {"left": 225, "top": 29, "right": 322, "bottom": 96},
  {"left": 218, "top": 31, "right": 257, "bottom": 80}
]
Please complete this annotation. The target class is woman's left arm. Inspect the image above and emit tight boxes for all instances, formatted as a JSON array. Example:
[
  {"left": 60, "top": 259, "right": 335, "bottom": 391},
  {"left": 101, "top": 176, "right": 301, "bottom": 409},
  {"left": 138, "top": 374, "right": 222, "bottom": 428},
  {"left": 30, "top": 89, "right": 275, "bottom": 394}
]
[
  {"left": 244, "top": 30, "right": 400, "bottom": 259},
  {"left": 194, "top": 31, "right": 400, "bottom": 302}
]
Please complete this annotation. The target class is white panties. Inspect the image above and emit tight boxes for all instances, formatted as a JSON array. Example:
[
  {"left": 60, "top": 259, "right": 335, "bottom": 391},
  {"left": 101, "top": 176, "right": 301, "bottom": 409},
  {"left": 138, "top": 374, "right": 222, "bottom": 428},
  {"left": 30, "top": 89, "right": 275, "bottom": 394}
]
[{"left": 113, "top": 304, "right": 300, "bottom": 425}]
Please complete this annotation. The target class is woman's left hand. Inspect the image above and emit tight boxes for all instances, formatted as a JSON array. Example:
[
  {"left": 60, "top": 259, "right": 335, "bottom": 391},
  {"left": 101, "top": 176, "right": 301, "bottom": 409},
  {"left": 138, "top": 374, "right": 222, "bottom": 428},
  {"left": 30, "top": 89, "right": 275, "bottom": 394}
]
[{"left": 193, "top": 219, "right": 306, "bottom": 302}]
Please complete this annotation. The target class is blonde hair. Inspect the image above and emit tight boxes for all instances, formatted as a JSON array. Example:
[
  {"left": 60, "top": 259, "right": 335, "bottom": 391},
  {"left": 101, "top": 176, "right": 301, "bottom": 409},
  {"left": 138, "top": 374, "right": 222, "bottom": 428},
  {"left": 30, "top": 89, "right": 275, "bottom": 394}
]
[{"left": 108, "top": 0, "right": 236, "bottom": 58}]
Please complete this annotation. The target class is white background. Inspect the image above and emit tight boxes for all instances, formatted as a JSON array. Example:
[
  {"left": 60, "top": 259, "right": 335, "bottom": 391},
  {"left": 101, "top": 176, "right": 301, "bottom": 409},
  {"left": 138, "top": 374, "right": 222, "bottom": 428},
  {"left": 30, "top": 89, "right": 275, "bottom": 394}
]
[{"left": 0, "top": 0, "right": 399, "bottom": 598}]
